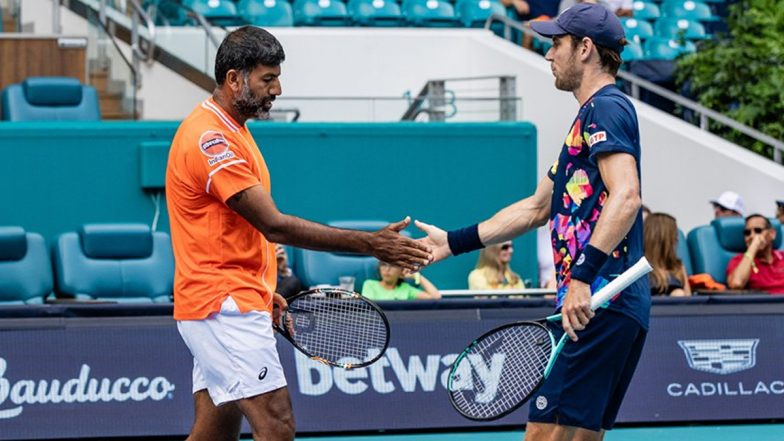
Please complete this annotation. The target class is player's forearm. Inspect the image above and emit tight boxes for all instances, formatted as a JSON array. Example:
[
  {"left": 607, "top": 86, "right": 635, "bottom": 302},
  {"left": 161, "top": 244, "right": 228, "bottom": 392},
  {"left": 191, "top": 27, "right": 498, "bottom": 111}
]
[
  {"left": 479, "top": 194, "right": 550, "bottom": 246},
  {"left": 588, "top": 187, "right": 640, "bottom": 254},
  {"left": 265, "top": 214, "right": 372, "bottom": 254}
]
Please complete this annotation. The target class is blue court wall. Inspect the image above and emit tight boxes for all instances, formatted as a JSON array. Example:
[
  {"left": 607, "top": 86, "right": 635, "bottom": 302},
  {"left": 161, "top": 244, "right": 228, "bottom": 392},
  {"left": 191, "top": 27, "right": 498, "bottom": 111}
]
[{"left": 1, "top": 122, "right": 537, "bottom": 288}]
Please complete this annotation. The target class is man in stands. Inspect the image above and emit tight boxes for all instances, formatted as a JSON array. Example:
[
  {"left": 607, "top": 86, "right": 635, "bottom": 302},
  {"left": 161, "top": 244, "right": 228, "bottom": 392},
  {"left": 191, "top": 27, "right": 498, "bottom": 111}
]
[
  {"left": 166, "top": 26, "right": 431, "bottom": 441},
  {"left": 776, "top": 200, "right": 784, "bottom": 225},
  {"left": 710, "top": 190, "right": 745, "bottom": 218},
  {"left": 726, "top": 214, "right": 784, "bottom": 294}
]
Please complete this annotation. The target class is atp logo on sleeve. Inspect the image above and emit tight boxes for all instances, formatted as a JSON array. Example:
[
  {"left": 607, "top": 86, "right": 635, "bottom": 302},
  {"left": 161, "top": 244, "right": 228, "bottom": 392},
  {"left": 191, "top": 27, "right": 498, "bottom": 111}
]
[
  {"left": 198, "top": 130, "right": 235, "bottom": 166},
  {"left": 587, "top": 131, "right": 607, "bottom": 147}
]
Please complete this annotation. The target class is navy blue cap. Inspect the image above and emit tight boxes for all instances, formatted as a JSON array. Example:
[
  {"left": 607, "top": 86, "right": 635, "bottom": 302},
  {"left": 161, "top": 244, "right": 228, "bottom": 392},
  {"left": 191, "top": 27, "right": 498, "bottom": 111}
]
[
  {"left": 530, "top": 3, "right": 626, "bottom": 53},
  {"left": 776, "top": 200, "right": 784, "bottom": 208}
]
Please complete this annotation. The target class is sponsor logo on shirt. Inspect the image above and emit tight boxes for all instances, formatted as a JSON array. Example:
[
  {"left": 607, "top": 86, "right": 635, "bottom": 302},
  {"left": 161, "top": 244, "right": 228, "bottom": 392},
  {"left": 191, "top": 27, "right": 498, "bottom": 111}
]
[
  {"left": 588, "top": 131, "right": 607, "bottom": 147},
  {"left": 199, "top": 130, "right": 235, "bottom": 166}
]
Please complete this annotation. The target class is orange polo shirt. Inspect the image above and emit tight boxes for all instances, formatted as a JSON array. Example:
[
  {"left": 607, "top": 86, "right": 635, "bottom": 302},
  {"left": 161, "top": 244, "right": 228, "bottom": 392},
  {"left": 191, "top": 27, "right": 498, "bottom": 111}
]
[{"left": 166, "top": 98, "right": 277, "bottom": 320}]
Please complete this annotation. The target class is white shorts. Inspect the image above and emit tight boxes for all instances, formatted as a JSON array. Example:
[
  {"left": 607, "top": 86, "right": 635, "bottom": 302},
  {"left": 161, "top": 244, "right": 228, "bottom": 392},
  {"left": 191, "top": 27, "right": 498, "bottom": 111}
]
[{"left": 177, "top": 296, "right": 287, "bottom": 406}]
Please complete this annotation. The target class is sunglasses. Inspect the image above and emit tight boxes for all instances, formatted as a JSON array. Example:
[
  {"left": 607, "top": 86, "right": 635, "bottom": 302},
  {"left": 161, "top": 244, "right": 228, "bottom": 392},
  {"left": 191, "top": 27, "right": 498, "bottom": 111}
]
[
  {"left": 500, "top": 244, "right": 513, "bottom": 251},
  {"left": 744, "top": 227, "right": 767, "bottom": 236}
]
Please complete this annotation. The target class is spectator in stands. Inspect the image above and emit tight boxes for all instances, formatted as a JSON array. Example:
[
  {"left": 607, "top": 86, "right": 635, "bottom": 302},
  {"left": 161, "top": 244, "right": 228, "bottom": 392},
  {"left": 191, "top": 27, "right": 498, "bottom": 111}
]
[
  {"left": 644, "top": 213, "right": 691, "bottom": 296},
  {"left": 641, "top": 204, "right": 651, "bottom": 223},
  {"left": 710, "top": 191, "right": 745, "bottom": 218},
  {"left": 276, "top": 245, "right": 303, "bottom": 299},
  {"left": 362, "top": 262, "right": 440, "bottom": 300},
  {"left": 468, "top": 242, "right": 526, "bottom": 290},
  {"left": 600, "top": 0, "right": 632, "bottom": 17},
  {"left": 538, "top": 227, "right": 558, "bottom": 289},
  {"left": 776, "top": 200, "right": 784, "bottom": 225},
  {"left": 504, "top": 0, "right": 560, "bottom": 48},
  {"left": 726, "top": 214, "right": 784, "bottom": 294}
]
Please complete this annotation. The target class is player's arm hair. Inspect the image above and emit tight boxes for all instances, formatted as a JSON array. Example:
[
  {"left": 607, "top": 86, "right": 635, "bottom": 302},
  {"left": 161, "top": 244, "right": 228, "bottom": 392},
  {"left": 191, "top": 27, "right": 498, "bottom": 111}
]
[
  {"left": 588, "top": 152, "right": 641, "bottom": 254},
  {"left": 477, "top": 176, "right": 553, "bottom": 246},
  {"left": 227, "top": 184, "right": 375, "bottom": 253}
]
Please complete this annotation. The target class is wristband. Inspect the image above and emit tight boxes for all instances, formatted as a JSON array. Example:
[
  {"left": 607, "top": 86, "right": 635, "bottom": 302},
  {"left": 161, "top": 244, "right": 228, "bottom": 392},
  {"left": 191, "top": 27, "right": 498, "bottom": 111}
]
[
  {"left": 570, "top": 244, "right": 609, "bottom": 284},
  {"left": 446, "top": 224, "right": 484, "bottom": 256}
]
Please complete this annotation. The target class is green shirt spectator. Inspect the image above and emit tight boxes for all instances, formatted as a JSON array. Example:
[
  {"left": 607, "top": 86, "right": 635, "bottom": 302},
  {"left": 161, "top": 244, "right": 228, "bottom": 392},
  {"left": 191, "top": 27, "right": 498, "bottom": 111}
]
[{"left": 361, "top": 280, "right": 422, "bottom": 301}]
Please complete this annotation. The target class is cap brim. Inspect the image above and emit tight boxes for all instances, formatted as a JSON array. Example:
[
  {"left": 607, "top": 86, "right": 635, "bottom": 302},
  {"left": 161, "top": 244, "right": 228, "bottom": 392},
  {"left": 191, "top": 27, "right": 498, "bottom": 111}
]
[{"left": 530, "top": 20, "right": 568, "bottom": 38}]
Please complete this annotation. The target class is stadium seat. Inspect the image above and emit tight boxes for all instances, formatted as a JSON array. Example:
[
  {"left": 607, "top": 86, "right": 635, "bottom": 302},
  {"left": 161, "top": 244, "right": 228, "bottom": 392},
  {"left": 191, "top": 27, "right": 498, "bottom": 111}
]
[
  {"left": 0, "top": 227, "right": 52, "bottom": 304},
  {"left": 633, "top": 1, "right": 660, "bottom": 20},
  {"left": 53, "top": 224, "right": 174, "bottom": 303},
  {"left": 677, "top": 229, "right": 694, "bottom": 275},
  {"left": 621, "top": 18, "right": 654, "bottom": 42},
  {"left": 660, "top": 0, "right": 718, "bottom": 21},
  {"left": 293, "top": 0, "right": 351, "bottom": 26},
  {"left": 402, "top": 0, "right": 458, "bottom": 27},
  {"left": 622, "top": 41, "right": 645, "bottom": 62},
  {"left": 1, "top": 77, "right": 100, "bottom": 122},
  {"left": 654, "top": 17, "right": 710, "bottom": 40},
  {"left": 456, "top": 0, "right": 505, "bottom": 28},
  {"left": 643, "top": 37, "right": 696, "bottom": 60},
  {"left": 146, "top": 0, "right": 190, "bottom": 25},
  {"left": 183, "top": 0, "right": 245, "bottom": 26},
  {"left": 687, "top": 218, "right": 783, "bottom": 284},
  {"left": 348, "top": 0, "right": 404, "bottom": 27},
  {"left": 292, "top": 220, "right": 398, "bottom": 289},
  {"left": 238, "top": 0, "right": 294, "bottom": 26}
]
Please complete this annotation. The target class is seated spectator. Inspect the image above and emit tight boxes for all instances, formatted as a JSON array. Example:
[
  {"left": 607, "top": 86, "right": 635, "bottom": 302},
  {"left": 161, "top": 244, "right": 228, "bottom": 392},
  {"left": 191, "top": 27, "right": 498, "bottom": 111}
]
[
  {"left": 276, "top": 244, "right": 304, "bottom": 299},
  {"left": 710, "top": 191, "right": 745, "bottom": 219},
  {"left": 537, "top": 227, "right": 557, "bottom": 289},
  {"left": 726, "top": 214, "right": 784, "bottom": 294},
  {"left": 468, "top": 242, "right": 526, "bottom": 290},
  {"left": 644, "top": 213, "right": 691, "bottom": 296},
  {"left": 503, "top": 0, "right": 559, "bottom": 48},
  {"left": 600, "top": 0, "right": 632, "bottom": 17},
  {"left": 776, "top": 200, "right": 784, "bottom": 225},
  {"left": 362, "top": 262, "right": 440, "bottom": 300}
]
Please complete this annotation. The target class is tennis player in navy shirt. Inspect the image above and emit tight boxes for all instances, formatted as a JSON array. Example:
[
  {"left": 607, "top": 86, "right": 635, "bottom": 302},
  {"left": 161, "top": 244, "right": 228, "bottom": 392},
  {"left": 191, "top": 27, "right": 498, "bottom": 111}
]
[{"left": 416, "top": 4, "right": 649, "bottom": 440}]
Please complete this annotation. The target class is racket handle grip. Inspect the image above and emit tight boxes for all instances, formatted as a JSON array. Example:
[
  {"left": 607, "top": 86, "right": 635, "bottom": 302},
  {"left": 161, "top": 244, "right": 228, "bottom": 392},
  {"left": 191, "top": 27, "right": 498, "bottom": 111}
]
[{"left": 589, "top": 257, "right": 652, "bottom": 311}]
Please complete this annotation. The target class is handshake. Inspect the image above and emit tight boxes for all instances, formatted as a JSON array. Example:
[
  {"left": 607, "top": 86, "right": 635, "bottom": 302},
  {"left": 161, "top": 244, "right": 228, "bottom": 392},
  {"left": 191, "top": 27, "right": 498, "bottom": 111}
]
[{"left": 368, "top": 216, "right": 453, "bottom": 272}]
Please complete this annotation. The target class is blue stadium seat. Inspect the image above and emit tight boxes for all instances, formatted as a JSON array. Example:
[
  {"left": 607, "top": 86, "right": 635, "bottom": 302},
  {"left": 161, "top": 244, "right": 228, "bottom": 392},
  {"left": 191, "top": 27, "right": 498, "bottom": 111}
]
[
  {"left": 402, "top": 0, "right": 458, "bottom": 27},
  {"left": 1, "top": 77, "right": 100, "bottom": 121},
  {"left": 660, "top": 0, "right": 718, "bottom": 21},
  {"left": 621, "top": 18, "right": 654, "bottom": 42},
  {"left": 643, "top": 37, "right": 696, "bottom": 60},
  {"left": 677, "top": 228, "right": 693, "bottom": 275},
  {"left": 687, "top": 218, "right": 782, "bottom": 284},
  {"left": 622, "top": 41, "right": 645, "bottom": 62},
  {"left": 184, "top": 0, "right": 245, "bottom": 26},
  {"left": 456, "top": 0, "right": 505, "bottom": 28},
  {"left": 53, "top": 224, "right": 174, "bottom": 303},
  {"left": 633, "top": 1, "right": 660, "bottom": 20},
  {"left": 146, "top": 0, "right": 190, "bottom": 25},
  {"left": 238, "top": 0, "right": 294, "bottom": 26},
  {"left": 654, "top": 17, "right": 710, "bottom": 40},
  {"left": 293, "top": 221, "right": 399, "bottom": 289},
  {"left": 0, "top": 227, "right": 52, "bottom": 304},
  {"left": 293, "top": 0, "right": 351, "bottom": 26},
  {"left": 348, "top": 0, "right": 404, "bottom": 27}
]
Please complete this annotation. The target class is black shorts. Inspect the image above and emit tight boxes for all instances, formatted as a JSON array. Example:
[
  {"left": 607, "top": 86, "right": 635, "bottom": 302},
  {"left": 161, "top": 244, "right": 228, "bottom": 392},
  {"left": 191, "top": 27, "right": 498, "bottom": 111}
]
[{"left": 527, "top": 309, "right": 647, "bottom": 432}]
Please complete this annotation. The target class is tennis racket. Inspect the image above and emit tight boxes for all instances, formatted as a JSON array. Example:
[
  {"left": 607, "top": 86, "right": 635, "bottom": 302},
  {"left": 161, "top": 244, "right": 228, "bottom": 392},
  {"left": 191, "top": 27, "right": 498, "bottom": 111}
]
[
  {"left": 273, "top": 287, "right": 390, "bottom": 369},
  {"left": 447, "top": 257, "right": 653, "bottom": 421}
]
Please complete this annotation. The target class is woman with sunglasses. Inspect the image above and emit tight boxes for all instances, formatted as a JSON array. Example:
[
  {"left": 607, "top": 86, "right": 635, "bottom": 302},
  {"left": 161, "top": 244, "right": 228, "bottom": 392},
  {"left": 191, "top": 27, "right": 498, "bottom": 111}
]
[
  {"left": 643, "top": 213, "right": 691, "bottom": 296},
  {"left": 726, "top": 214, "right": 784, "bottom": 294},
  {"left": 468, "top": 242, "right": 525, "bottom": 290}
]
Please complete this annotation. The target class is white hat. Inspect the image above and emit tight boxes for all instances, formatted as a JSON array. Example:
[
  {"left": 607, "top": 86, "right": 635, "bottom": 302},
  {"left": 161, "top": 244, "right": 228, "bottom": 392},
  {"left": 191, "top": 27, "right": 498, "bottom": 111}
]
[{"left": 710, "top": 191, "right": 745, "bottom": 215}]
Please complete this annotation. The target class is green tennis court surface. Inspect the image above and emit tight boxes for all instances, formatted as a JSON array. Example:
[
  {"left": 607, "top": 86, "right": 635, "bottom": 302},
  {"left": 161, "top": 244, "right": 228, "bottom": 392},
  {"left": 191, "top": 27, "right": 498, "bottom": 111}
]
[{"left": 288, "top": 424, "right": 784, "bottom": 441}]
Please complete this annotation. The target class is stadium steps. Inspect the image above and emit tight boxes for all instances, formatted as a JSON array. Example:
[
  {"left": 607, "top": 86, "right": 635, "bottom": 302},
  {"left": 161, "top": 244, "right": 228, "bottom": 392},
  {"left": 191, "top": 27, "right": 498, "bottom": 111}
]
[{"left": 88, "top": 65, "right": 136, "bottom": 120}]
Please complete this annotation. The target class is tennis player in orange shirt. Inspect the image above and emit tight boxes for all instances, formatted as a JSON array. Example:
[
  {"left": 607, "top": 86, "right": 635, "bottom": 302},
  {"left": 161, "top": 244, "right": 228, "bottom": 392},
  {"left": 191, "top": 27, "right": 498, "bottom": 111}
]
[{"left": 166, "top": 26, "right": 432, "bottom": 441}]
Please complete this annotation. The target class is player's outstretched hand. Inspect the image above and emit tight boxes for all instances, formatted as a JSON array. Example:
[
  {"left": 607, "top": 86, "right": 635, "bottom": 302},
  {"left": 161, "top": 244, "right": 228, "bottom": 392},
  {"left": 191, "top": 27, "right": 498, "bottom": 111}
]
[
  {"left": 413, "top": 220, "right": 453, "bottom": 264},
  {"left": 369, "top": 216, "right": 433, "bottom": 272}
]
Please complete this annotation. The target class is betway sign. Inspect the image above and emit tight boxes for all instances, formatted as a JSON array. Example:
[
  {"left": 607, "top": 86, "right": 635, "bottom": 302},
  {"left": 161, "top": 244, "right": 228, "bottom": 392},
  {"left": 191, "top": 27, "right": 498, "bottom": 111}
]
[
  {"left": 294, "top": 347, "right": 505, "bottom": 397},
  {"left": 0, "top": 357, "right": 176, "bottom": 419}
]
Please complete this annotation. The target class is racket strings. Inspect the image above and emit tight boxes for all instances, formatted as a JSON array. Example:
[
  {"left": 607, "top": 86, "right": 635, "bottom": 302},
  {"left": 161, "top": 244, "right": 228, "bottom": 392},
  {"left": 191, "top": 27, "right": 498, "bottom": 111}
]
[
  {"left": 288, "top": 289, "right": 387, "bottom": 366},
  {"left": 450, "top": 324, "right": 553, "bottom": 420}
]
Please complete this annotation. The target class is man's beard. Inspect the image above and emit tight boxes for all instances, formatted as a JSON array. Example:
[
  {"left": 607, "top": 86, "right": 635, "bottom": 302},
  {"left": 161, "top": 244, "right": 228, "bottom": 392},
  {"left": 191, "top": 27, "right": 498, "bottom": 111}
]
[
  {"left": 554, "top": 56, "right": 582, "bottom": 92},
  {"left": 234, "top": 80, "right": 274, "bottom": 120}
]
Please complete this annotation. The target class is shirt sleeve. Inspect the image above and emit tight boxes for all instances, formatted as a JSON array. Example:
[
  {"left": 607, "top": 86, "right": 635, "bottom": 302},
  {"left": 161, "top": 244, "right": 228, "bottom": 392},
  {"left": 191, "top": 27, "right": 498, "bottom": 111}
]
[
  {"left": 468, "top": 270, "right": 490, "bottom": 290},
  {"left": 183, "top": 130, "right": 262, "bottom": 203},
  {"left": 361, "top": 280, "right": 379, "bottom": 300},
  {"left": 584, "top": 96, "right": 639, "bottom": 165}
]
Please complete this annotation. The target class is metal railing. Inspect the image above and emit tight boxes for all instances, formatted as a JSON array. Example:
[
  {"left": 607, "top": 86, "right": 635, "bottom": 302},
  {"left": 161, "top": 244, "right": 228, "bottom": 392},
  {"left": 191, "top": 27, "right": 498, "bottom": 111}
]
[
  {"left": 401, "top": 75, "right": 519, "bottom": 121},
  {"left": 484, "top": 13, "right": 784, "bottom": 164}
]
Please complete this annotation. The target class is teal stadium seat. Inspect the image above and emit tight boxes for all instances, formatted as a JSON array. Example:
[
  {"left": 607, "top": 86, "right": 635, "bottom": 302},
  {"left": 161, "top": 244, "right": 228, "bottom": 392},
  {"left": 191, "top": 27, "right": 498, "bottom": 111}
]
[
  {"left": 676, "top": 228, "right": 694, "bottom": 275},
  {"left": 654, "top": 17, "right": 710, "bottom": 40},
  {"left": 687, "top": 218, "right": 783, "bottom": 284},
  {"left": 403, "top": 0, "right": 458, "bottom": 27},
  {"left": 1, "top": 77, "right": 100, "bottom": 121},
  {"left": 621, "top": 18, "right": 654, "bottom": 43},
  {"left": 293, "top": 221, "right": 400, "bottom": 289},
  {"left": 643, "top": 37, "right": 696, "bottom": 60},
  {"left": 348, "top": 0, "right": 404, "bottom": 27},
  {"left": 184, "top": 0, "right": 245, "bottom": 26},
  {"left": 456, "top": 0, "right": 505, "bottom": 28},
  {"left": 0, "top": 227, "right": 52, "bottom": 304},
  {"left": 660, "top": 0, "right": 718, "bottom": 22},
  {"left": 632, "top": 1, "right": 660, "bottom": 20},
  {"left": 146, "top": 0, "right": 190, "bottom": 25},
  {"left": 53, "top": 224, "right": 174, "bottom": 303},
  {"left": 622, "top": 41, "right": 645, "bottom": 62},
  {"left": 239, "top": 0, "right": 294, "bottom": 26},
  {"left": 293, "top": 0, "right": 351, "bottom": 26}
]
